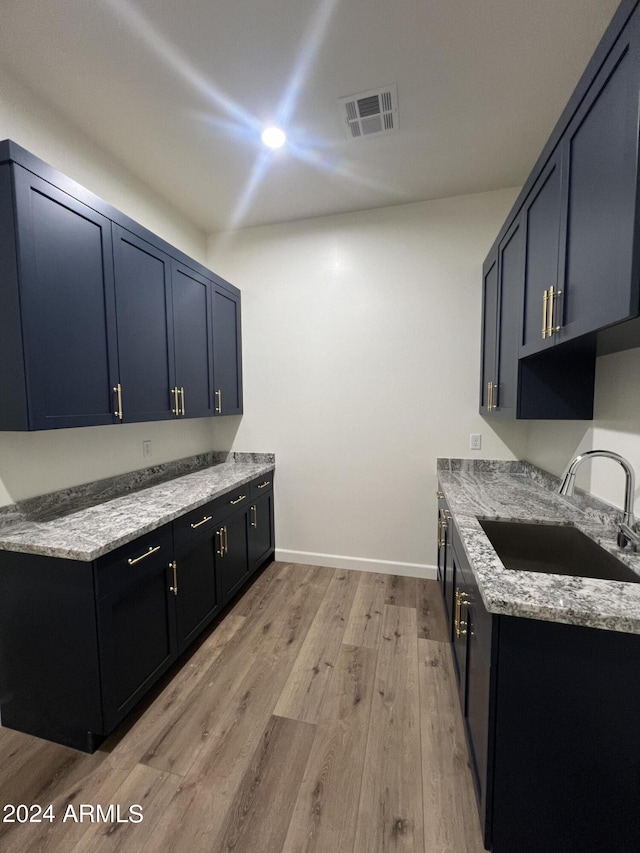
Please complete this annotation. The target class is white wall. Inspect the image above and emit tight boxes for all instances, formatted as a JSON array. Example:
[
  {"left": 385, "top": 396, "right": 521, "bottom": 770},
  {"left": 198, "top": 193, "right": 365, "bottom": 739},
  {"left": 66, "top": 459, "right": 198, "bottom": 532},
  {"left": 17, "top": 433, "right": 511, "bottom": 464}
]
[
  {"left": 0, "top": 70, "right": 218, "bottom": 506},
  {"left": 207, "top": 189, "right": 526, "bottom": 577},
  {"left": 526, "top": 348, "right": 640, "bottom": 510},
  {"left": 0, "top": 70, "right": 206, "bottom": 263}
]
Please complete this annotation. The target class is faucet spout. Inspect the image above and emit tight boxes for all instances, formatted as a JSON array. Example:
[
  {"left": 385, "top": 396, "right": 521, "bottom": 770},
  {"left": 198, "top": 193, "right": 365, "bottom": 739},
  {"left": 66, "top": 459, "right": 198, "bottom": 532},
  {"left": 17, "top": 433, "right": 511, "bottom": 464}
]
[{"left": 558, "top": 450, "right": 638, "bottom": 549}]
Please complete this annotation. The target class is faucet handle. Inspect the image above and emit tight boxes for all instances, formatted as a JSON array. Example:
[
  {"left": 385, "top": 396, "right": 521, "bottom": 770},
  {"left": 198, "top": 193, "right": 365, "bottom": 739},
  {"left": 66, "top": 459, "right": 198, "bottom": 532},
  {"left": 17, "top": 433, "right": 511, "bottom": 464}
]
[{"left": 618, "top": 522, "right": 640, "bottom": 551}]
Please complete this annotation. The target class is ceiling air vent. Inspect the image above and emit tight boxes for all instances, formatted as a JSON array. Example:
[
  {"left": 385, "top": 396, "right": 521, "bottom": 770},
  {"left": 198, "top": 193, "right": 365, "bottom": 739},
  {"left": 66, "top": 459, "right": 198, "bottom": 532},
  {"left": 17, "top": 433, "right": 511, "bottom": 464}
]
[{"left": 339, "top": 85, "right": 398, "bottom": 140}]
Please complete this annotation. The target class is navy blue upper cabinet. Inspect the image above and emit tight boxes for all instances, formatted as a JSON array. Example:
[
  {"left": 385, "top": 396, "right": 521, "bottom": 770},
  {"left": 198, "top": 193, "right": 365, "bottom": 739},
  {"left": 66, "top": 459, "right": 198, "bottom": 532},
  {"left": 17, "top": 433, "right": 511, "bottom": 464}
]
[
  {"left": 0, "top": 164, "right": 120, "bottom": 430},
  {"left": 519, "top": 152, "right": 563, "bottom": 358},
  {"left": 171, "top": 262, "right": 215, "bottom": 419},
  {"left": 520, "top": 18, "right": 640, "bottom": 356},
  {"left": 0, "top": 140, "right": 243, "bottom": 430},
  {"left": 556, "top": 19, "right": 640, "bottom": 344},
  {"left": 112, "top": 226, "right": 176, "bottom": 423},
  {"left": 212, "top": 284, "right": 243, "bottom": 417},
  {"left": 479, "top": 254, "right": 499, "bottom": 415},
  {"left": 482, "top": 0, "right": 640, "bottom": 418}
]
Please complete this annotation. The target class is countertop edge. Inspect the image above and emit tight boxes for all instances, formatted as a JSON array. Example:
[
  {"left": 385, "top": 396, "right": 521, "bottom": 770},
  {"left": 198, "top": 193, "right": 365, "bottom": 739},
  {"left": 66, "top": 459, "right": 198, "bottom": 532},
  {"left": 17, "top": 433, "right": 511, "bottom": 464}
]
[
  {"left": 438, "top": 462, "right": 640, "bottom": 635},
  {"left": 0, "top": 461, "right": 275, "bottom": 563}
]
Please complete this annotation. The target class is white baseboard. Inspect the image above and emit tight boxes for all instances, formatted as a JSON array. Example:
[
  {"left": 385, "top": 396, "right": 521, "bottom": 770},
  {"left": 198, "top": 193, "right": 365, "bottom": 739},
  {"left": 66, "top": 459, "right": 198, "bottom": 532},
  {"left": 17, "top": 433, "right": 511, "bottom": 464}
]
[{"left": 275, "top": 549, "right": 438, "bottom": 580}]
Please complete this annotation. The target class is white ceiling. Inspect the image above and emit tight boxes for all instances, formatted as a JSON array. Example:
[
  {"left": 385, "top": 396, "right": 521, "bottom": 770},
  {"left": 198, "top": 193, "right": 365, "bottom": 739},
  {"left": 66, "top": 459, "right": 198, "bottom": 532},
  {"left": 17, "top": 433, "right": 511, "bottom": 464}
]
[{"left": 0, "top": 0, "right": 620, "bottom": 233}]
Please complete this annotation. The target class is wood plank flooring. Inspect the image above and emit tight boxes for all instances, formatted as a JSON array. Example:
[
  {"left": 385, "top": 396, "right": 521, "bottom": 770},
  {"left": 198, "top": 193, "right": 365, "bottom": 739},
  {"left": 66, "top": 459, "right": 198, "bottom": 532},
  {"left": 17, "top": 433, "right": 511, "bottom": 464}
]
[{"left": 0, "top": 562, "right": 485, "bottom": 853}]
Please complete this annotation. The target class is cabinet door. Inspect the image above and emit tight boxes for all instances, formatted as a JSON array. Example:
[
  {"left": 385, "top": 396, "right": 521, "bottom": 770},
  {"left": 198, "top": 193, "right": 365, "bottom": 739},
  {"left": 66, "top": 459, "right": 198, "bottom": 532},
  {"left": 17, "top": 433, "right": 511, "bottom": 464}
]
[
  {"left": 557, "top": 24, "right": 640, "bottom": 343},
  {"left": 13, "top": 168, "right": 119, "bottom": 429},
  {"left": 451, "top": 550, "right": 468, "bottom": 705},
  {"left": 248, "top": 490, "right": 274, "bottom": 570},
  {"left": 212, "top": 284, "right": 243, "bottom": 416},
  {"left": 98, "top": 554, "right": 177, "bottom": 732},
  {"left": 172, "top": 262, "right": 215, "bottom": 419},
  {"left": 494, "top": 218, "right": 523, "bottom": 416},
  {"left": 520, "top": 152, "right": 562, "bottom": 358},
  {"left": 112, "top": 225, "right": 175, "bottom": 422},
  {"left": 174, "top": 534, "right": 220, "bottom": 653},
  {"left": 217, "top": 511, "right": 249, "bottom": 604},
  {"left": 479, "top": 254, "right": 498, "bottom": 414},
  {"left": 464, "top": 568, "right": 494, "bottom": 845},
  {"left": 443, "top": 516, "right": 455, "bottom": 641}
]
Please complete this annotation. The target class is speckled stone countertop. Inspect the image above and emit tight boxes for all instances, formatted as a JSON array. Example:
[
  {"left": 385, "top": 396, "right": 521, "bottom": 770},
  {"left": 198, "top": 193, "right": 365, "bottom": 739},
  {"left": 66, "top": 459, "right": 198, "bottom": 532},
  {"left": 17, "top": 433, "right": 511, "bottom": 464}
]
[
  {"left": 438, "top": 458, "right": 640, "bottom": 634},
  {"left": 0, "top": 452, "right": 275, "bottom": 562}
]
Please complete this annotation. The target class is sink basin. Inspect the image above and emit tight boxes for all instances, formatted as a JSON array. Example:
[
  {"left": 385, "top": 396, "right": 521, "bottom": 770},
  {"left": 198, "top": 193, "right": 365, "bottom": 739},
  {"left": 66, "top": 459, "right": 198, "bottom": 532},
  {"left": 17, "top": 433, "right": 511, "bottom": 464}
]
[{"left": 478, "top": 519, "right": 640, "bottom": 583}]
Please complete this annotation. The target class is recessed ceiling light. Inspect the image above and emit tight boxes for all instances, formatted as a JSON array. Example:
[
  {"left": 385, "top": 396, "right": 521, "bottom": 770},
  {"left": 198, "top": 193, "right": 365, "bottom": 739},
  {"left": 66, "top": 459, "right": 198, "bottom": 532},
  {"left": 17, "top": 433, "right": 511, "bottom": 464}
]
[{"left": 261, "top": 126, "right": 286, "bottom": 149}]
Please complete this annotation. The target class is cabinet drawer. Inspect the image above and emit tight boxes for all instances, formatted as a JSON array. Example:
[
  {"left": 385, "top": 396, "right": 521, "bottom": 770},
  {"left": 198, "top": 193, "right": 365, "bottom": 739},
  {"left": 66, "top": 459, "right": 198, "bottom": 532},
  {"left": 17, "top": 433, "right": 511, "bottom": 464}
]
[
  {"left": 250, "top": 476, "right": 273, "bottom": 499},
  {"left": 173, "top": 500, "right": 219, "bottom": 553},
  {"left": 96, "top": 526, "right": 173, "bottom": 599}
]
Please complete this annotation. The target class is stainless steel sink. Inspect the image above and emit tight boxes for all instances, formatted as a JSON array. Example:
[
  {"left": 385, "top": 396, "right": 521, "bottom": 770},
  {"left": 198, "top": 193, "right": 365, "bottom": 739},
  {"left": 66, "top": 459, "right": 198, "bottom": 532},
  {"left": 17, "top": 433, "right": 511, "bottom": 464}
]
[{"left": 478, "top": 519, "right": 640, "bottom": 583}]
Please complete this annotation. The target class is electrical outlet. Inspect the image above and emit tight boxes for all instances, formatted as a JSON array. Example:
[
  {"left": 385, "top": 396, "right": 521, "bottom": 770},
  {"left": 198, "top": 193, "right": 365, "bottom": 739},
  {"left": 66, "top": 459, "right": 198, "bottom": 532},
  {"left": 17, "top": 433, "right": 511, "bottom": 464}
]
[
  {"left": 469, "top": 433, "right": 482, "bottom": 450},
  {"left": 142, "top": 440, "right": 152, "bottom": 458}
]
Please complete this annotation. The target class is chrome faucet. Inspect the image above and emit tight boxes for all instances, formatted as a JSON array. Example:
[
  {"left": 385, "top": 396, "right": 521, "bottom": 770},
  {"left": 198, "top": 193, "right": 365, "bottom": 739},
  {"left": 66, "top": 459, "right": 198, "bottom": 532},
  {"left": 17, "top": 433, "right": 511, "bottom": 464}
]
[{"left": 558, "top": 450, "right": 640, "bottom": 550}]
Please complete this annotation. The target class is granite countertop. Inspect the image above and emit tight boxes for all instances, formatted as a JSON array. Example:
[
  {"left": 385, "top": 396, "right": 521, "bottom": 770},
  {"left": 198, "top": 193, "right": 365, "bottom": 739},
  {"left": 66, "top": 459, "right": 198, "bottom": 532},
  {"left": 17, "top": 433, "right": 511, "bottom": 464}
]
[
  {"left": 438, "top": 459, "right": 640, "bottom": 634},
  {"left": 0, "top": 451, "right": 275, "bottom": 562}
]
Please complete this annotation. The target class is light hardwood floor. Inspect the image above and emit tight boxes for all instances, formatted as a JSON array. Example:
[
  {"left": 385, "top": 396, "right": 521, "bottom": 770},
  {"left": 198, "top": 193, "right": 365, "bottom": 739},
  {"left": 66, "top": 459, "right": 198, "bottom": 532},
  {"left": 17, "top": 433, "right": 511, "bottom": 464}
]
[{"left": 0, "top": 562, "right": 486, "bottom": 852}]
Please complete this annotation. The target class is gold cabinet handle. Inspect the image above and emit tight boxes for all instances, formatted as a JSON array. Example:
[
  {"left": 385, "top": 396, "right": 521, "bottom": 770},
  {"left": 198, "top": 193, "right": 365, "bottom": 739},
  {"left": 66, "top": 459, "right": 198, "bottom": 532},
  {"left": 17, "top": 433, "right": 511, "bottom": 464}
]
[
  {"left": 230, "top": 495, "right": 246, "bottom": 505},
  {"left": 257, "top": 481, "right": 271, "bottom": 489},
  {"left": 454, "top": 589, "right": 469, "bottom": 639},
  {"left": 190, "top": 514, "right": 213, "bottom": 529},
  {"left": 113, "top": 383, "right": 123, "bottom": 420},
  {"left": 546, "top": 285, "right": 555, "bottom": 338},
  {"left": 215, "top": 389, "right": 222, "bottom": 414},
  {"left": 551, "top": 288, "right": 562, "bottom": 335},
  {"left": 216, "top": 528, "right": 224, "bottom": 557},
  {"left": 436, "top": 491, "right": 444, "bottom": 499},
  {"left": 487, "top": 380, "right": 493, "bottom": 412},
  {"left": 223, "top": 525, "right": 228, "bottom": 555},
  {"left": 180, "top": 387, "right": 185, "bottom": 416},
  {"left": 127, "top": 545, "right": 160, "bottom": 566},
  {"left": 169, "top": 560, "right": 178, "bottom": 596},
  {"left": 251, "top": 505, "right": 257, "bottom": 528},
  {"left": 542, "top": 289, "right": 548, "bottom": 339},
  {"left": 172, "top": 387, "right": 180, "bottom": 416}
]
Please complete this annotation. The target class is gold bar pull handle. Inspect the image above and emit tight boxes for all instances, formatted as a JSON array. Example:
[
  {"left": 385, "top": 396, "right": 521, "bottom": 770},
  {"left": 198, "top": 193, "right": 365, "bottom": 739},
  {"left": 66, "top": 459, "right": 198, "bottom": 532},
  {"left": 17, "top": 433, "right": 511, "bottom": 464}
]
[
  {"left": 552, "top": 289, "right": 563, "bottom": 334},
  {"left": 542, "top": 289, "right": 548, "bottom": 339},
  {"left": 454, "top": 589, "right": 469, "bottom": 638},
  {"left": 113, "top": 383, "right": 123, "bottom": 420},
  {"left": 169, "top": 561, "right": 178, "bottom": 596},
  {"left": 547, "top": 285, "right": 555, "bottom": 338},
  {"left": 215, "top": 389, "right": 222, "bottom": 414},
  {"left": 487, "top": 380, "right": 493, "bottom": 412},
  {"left": 128, "top": 545, "right": 160, "bottom": 566},
  {"left": 180, "top": 387, "right": 185, "bottom": 416},
  {"left": 230, "top": 495, "right": 246, "bottom": 505},
  {"left": 224, "top": 526, "right": 228, "bottom": 555},
  {"left": 172, "top": 387, "right": 180, "bottom": 416},
  {"left": 251, "top": 505, "right": 257, "bottom": 528},
  {"left": 190, "top": 514, "right": 213, "bottom": 530},
  {"left": 216, "top": 528, "right": 224, "bottom": 557},
  {"left": 257, "top": 481, "right": 271, "bottom": 489}
]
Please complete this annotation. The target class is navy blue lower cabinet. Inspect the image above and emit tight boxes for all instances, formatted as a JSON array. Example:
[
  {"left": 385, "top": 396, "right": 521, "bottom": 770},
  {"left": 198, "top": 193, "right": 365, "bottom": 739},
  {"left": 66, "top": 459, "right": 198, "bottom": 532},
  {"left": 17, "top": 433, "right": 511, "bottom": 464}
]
[
  {"left": 217, "top": 510, "right": 250, "bottom": 605},
  {"left": 248, "top": 489, "right": 275, "bottom": 571},
  {"left": 172, "top": 522, "right": 221, "bottom": 655},
  {"left": 0, "top": 475, "right": 274, "bottom": 751},
  {"left": 97, "top": 528, "right": 177, "bottom": 733},
  {"left": 441, "top": 510, "right": 640, "bottom": 852}
]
